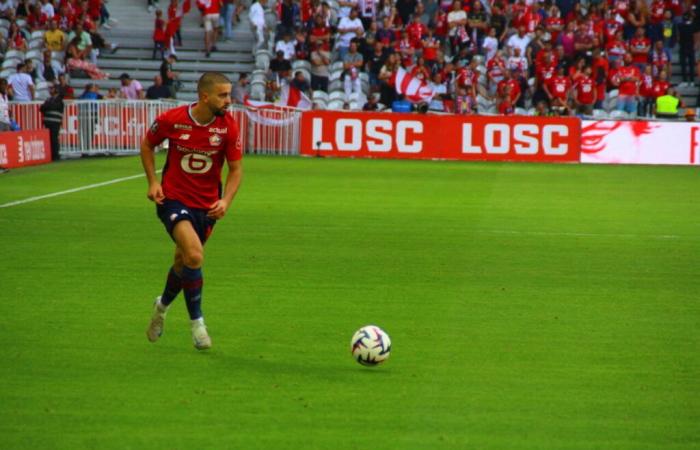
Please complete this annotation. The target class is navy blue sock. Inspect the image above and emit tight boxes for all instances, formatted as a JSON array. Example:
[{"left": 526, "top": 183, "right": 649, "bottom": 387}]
[
  {"left": 181, "top": 266, "right": 203, "bottom": 320},
  {"left": 160, "top": 267, "right": 182, "bottom": 307}
]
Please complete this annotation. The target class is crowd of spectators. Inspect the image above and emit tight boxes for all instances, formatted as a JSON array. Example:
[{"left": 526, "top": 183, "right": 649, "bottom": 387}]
[
  {"left": 258, "top": 0, "right": 700, "bottom": 116},
  {"left": 0, "top": 0, "right": 126, "bottom": 103}
]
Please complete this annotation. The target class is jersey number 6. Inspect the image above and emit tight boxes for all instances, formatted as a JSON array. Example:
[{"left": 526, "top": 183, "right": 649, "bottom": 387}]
[{"left": 181, "top": 153, "right": 213, "bottom": 174}]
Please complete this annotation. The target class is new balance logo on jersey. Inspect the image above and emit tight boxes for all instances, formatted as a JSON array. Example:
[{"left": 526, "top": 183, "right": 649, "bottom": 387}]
[{"left": 179, "top": 134, "right": 190, "bottom": 140}]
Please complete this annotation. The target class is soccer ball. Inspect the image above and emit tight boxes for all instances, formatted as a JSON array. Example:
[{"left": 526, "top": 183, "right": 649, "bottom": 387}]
[{"left": 350, "top": 325, "right": 391, "bottom": 366}]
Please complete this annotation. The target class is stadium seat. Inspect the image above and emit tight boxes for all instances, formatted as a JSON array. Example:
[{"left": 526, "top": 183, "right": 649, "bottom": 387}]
[
  {"left": 313, "top": 99, "right": 327, "bottom": 110},
  {"left": 329, "top": 69, "right": 342, "bottom": 81},
  {"left": 312, "top": 90, "right": 329, "bottom": 102},
  {"left": 35, "top": 88, "right": 49, "bottom": 100},
  {"left": 329, "top": 79, "right": 342, "bottom": 92},
  {"left": 292, "top": 60, "right": 311, "bottom": 72},
  {"left": 28, "top": 39, "right": 43, "bottom": 50},
  {"left": 30, "top": 30, "right": 44, "bottom": 40},
  {"left": 329, "top": 91, "right": 345, "bottom": 101},
  {"left": 35, "top": 80, "right": 51, "bottom": 91},
  {"left": 330, "top": 61, "right": 344, "bottom": 73},
  {"left": 1, "top": 58, "right": 19, "bottom": 70},
  {"left": 250, "top": 81, "right": 266, "bottom": 100},
  {"left": 592, "top": 109, "right": 608, "bottom": 119},
  {"left": 609, "top": 110, "right": 628, "bottom": 119},
  {"left": 5, "top": 49, "right": 24, "bottom": 61},
  {"left": 0, "top": 27, "right": 8, "bottom": 38},
  {"left": 327, "top": 99, "right": 345, "bottom": 110},
  {"left": 15, "top": 18, "right": 26, "bottom": 28},
  {"left": 0, "top": 18, "right": 9, "bottom": 29},
  {"left": 0, "top": 68, "right": 15, "bottom": 79},
  {"left": 25, "top": 49, "right": 41, "bottom": 60},
  {"left": 255, "top": 53, "right": 270, "bottom": 70},
  {"left": 349, "top": 101, "right": 361, "bottom": 110}
]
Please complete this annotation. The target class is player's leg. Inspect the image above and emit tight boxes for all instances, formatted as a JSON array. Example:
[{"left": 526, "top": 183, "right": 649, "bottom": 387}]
[
  {"left": 172, "top": 220, "right": 211, "bottom": 349},
  {"left": 146, "top": 248, "right": 185, "bottom": 342}
]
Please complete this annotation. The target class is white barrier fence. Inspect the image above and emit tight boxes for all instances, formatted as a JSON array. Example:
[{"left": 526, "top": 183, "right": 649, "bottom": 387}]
[{"left": 8, "top": 100, "right": 302, "bottom": 156}]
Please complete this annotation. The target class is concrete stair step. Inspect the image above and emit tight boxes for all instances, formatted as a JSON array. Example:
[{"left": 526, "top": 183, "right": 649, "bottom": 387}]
[
  {"left": 102, "top": 48, "right": 253, "bottom": 63},
  {"left": 96, "top": 58, "right": 254, "bottom": 73}
]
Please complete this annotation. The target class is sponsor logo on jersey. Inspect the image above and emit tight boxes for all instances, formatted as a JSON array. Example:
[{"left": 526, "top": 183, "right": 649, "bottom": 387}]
[
  {"left": 174, "top": 124, "right": 192, "bottom": 130},
  {"left": 209, "top": 134, "right": 222, "bottom": 146},
  {"left": 149, "top": 121, "right": 159, "bottom": 134},
  {"left": 208, "top": 127, "right": 228, "bottom": 133}
]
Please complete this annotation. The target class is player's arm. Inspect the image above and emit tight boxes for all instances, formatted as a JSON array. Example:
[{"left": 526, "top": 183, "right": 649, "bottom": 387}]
[
  {"left": 208, "top": 159, "right": 242, "bottom": 219},
  {"left": 140, "top": 136, "right": 165, "bottom": 204}
]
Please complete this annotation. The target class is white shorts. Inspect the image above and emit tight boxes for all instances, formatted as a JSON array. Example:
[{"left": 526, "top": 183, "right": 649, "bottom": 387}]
[{"left": 204, "top": 13, "right": 220, "bottom": 32}]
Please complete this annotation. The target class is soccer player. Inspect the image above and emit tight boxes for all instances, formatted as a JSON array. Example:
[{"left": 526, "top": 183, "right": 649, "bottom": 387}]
[{"left": 140, "top": 72, "right": 243, "bottom": 350}]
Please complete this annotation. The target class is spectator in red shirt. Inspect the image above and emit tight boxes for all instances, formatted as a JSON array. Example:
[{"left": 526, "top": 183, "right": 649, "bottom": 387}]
[
  {"left": 497, "top": 84, "right": 515, "bottom": 115},
  {"left": 573, "top": 22, "right": 595, "bottom": 58},
  {"left": 27, "top": 3, "right": 48, "bottom": 30},
  {"left": 309, "top": 14, "right": 331, "bottom": 50},
  {"left": 591, "top": 47, "right": 609, "bottom": 109},
  {"left": 648, "top": 0, "right": 665, "bottom": 41},
  {"left": 603, "top": 9, "right": 622, "bottom": 43},
  {"left": 168, "top": 0, "right": 183, "bottom": 46},
  {"left": 421, "top": 28, "right": 440, "bottom": 66},
  {"left": 612, "top": 53, "right": 641, "bottom": 114},
  {"left": 546, "top": 6, "right": 565, "bottom": 44},
  {"left": 638, "top": 64, "right": 655, "bottom": 116},
  {"left": 497, "top": 69, "right": 521, "bottom": 105},
  {"left": 153, "top": 9, "right": 167, "bottom": 60},
  {"left": 406, "top": 14, "right": 427, "bottom": 48},
  {"left": 650, "top": 39, "right": 671, "bottom": 77},
  {"left": 569, "top": 56, "right": 586, "bottom": 83},
  {"left": 606, "top": 30, "right": 628, "bottom": 64},
  {"left": 629, "top": 26, "right": 651, "bottom": 70},
  {"left": 201, "top": 0, "right": 221, "bottom": 57},
  {"left": 486, "top": 50, "right": 506, "bottom": 95},
  {"left": 545, "top": 66, "right": 572, "bottom": 114},
  {"left": 574, "top": 66, "right": 597, "bottom": 115}
]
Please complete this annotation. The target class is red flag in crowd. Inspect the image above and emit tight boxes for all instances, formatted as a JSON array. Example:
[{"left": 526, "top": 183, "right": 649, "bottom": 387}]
[
  {"left": 165, "top": 0, "right": 191, "bottom": 42},
  {"left": 391, "top": 67, "right": 434, "bottom": 103}
]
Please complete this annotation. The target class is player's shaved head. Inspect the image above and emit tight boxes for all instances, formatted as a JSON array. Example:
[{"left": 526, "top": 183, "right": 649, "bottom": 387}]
[{"left": 197, "top": 72, "right": 232, "bottom": 94}]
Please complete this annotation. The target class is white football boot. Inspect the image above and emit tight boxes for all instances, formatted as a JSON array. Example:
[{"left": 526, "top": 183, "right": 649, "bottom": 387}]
[
  {"left": 146, "top": 296, "right": 168, "bottom": 342},
  {"left": 191, "top": 318, "right": 212, "bottom": 350}
]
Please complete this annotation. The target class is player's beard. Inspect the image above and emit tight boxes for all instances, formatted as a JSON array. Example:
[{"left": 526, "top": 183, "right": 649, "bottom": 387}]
[{"left": 213, "top": 105, "right": 229, "bottom": 117}]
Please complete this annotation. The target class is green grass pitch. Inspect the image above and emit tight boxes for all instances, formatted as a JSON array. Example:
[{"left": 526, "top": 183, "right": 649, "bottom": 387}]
[{"left": 0, "top": 154, "right": 698, "bottom": 449}]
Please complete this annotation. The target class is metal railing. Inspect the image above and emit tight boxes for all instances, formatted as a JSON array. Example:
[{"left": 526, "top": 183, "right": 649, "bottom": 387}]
[{"left": 8, "top": 100, "right": 303, "bottom": 156}]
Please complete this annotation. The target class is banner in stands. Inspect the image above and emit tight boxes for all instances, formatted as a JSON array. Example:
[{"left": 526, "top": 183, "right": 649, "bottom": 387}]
[
  {"left": 581, "top": 120, "right": 700, "bottom": 165},
  {"left": 300, "top": 111, "right": 581, "bottom": 162},
  {"left": 0, "top": 129, "right": 51, "bottom": 169}
]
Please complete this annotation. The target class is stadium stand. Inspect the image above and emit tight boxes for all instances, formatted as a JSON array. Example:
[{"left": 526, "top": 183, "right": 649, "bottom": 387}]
[
  {"left": 255, "top": 0, "right": 700, "bottom": 116},
  {"left": 0, "top": 0, "right": 698, "bottom": 117}
]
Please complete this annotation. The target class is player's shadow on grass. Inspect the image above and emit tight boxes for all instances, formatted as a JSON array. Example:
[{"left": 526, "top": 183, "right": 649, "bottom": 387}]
[{"left": 199, "top": 349, "right": 393, "bottom": 380}]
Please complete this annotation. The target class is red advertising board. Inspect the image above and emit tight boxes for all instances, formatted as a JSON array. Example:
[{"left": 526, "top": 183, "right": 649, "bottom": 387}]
[
  {"left": 0, "top": 129, "right": 51, "bottom": 168},
  {"left": 300, "top": 111, "right": 581, "bottom": 162}
]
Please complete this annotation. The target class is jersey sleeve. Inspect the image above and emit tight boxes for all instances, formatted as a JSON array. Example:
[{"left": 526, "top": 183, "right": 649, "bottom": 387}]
[
  {"left": 225, "top": 117, "right": 243, "bottom": 162},
  {"left": 146, "top": 110, "right": 172, "bottom": 146}
]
